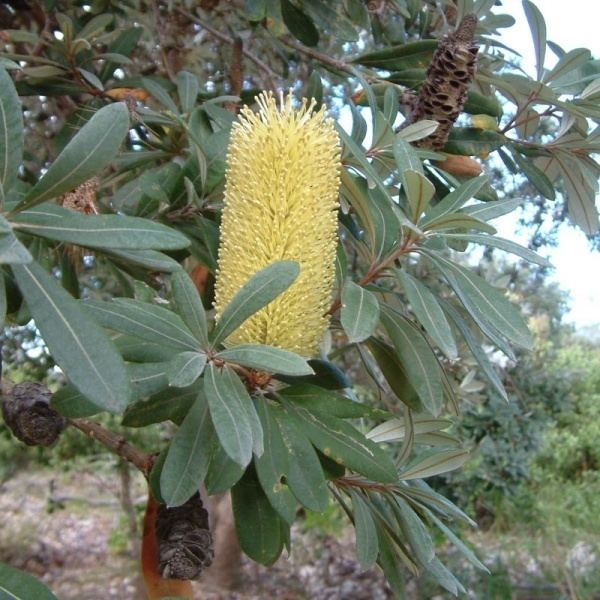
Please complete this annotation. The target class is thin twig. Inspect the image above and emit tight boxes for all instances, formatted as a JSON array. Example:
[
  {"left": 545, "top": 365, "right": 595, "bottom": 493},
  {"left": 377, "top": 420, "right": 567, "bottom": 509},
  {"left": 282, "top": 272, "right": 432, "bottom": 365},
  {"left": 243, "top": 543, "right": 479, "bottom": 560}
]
[
  {"left": 175, "top": 7, "right": 278, "bottom": 90},
  {"left": 68, "top": 418, "right": 153, "bottom": 475}
]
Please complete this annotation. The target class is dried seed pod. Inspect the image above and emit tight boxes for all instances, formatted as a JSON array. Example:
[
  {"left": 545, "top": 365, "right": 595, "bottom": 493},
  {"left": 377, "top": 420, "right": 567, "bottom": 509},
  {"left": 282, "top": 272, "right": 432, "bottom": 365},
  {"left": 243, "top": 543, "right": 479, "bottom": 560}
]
[
  {"left": 402, "top": 14, "right": 479, "bottom": 150},
  {"left": 1, "top": 382, "right": 66, "bottom": 446},
  {"left": 156, "top": 492, "right": 214, "bottom": 580}
]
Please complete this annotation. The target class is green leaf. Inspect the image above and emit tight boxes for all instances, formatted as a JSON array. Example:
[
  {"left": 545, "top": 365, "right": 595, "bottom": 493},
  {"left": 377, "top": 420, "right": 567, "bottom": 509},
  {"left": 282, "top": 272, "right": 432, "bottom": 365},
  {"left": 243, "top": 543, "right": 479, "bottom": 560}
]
[
  {"left": 463, "top": 91, "right": 503, "bottom": 117},
  {"left": 508, "top": 147, "right": 555, "bottom": 200},
  {"left": 340, "top": 281, "right": 380, "bottom": 344},
  {"left": 281, "top": 0, "right": 319, "bottom": 46},
  {"left": 167, "top": 351, "right": 207, "bottom": 388},
  {"left": 275, "top": 409, "right": 329, "bottom": 512},
  {"left": 396, "top": 270, "right": 457, "bottom": 359},
  {"left": 142, "top": 78, "right": 179, "bottom": 114},
  {"left": 0, "top": 272, "right": 6, "bottom": 328},
  {"left": 283, "top": 401, "right": 398, "bottom": 483},
  {"left": 380, "top": 308, "right": 444, "bottom": 416},
  {"left": 204, "top": 443, "right": 245, "bottom": 494},
  {"left": 12, "top": 261, "right": 130, "bottom": 413},
  {"left": 443, "top": 128, "right": 505, "bottom": 156},
  {"left": 115, "top": 335, "right": 175, "bottom": 363},
  {"left": 422, "top": 213, "right": 496, "bottom": 234},
  {"left": 232, "top": 469, "right": 285, "bottom": 565},
  {"left": 171, "top": 269, "right": 209, "bottom": 347},
  {"left": 128, "top": 362, "right": 169, "bottom": 401},
  {"left": 103, "top": 248, "right": 182, "bottom": 273},
  {"left": 0, "top": 67, "right": 24, "bottom": 195},
  {"left": 204, "top": 363, "right": 254, "bottom": 468},
  {"left": 350, "top": 491, "right": 379, "bottom": 569},
  {"left": 367, "top": 415, "right": 453, "bottom": 444},
  {"left": 422, "top": 250, "right": 533, "bottom": 350},
  {"left": 439, "top": 233, "right": 551, "bottom": 267},
  {"left": 421, "top": 176, "right": 489, "bottom": 225},
  {"left": 0, "top": 232, "right": 32, "bottom": 264},
  {"left": 364, "top": 337, "right": 422, "bottom": 411},
  {"left": 275, "top": 358, "right": 351, "bottom": 389},
  {"left": 440, "top": 299, "right": 508, "bottom": 401},
  {"left": 161, "top": 392, "right": 214, "bottom": 506},
  {"left": 522, "top": 0, "right": 546, "bottom": 81},
  {"left": 211, "top": 261, "right": 300, "bottom": 347},
  {"left": 397, "top": 120, "right": 439, "bottom": 143},
  {"left": 0, "top": 562, "right": 59, "bottom": 600},
  {"left": 461, "top": 197, "right": 527, "bottom": 221},
  {"left": 393, "top": 137, "right": 423, "bottom": 178},
  {"left": 216, "top": 344, "right": 313, "bottom": 376},
  {"left": 17, "top": 103, "right": 129, "bottom": 211},
  {"left": 353, "top": 40, "right": 438, "bottom": 70},
  {"left": 50, "top": 384, "right": 101, "bottom": 418},
  {"left": 399, "top": 448, "right": 470, "bottom": 480},
  {"left": 545, "top": 48, "right": 592, "bottom": 84},
  {"left": 176, "top": 71, "right": 199, "bottom": 113},
  {"left": 84, "top": 298, "right": 199, "bottom": 351},
  {"left": 279, "top": 384, "right": 387, "bottom": 419},
  {"left": 254, "top": 402, "right": 297, "bottom": 524},
  {"left": 12, "top": 204, "right": 190, "bottom": 250},
  {"left": 121, "top": 385, "right": 197, "bottom": 427},
  {"left": 392, "top": 496, "right": 434, "bottom": 565},
  {"left": 404, "top": 170, "right": 435, "bottom": 223}
]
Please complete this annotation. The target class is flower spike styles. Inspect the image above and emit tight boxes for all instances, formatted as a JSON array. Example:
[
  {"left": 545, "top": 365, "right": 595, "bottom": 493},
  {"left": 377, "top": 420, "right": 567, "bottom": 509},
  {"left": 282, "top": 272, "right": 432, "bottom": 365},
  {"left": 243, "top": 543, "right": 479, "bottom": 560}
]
[{"left": 214, "top": 92, "right": 341, "bottom": 357}]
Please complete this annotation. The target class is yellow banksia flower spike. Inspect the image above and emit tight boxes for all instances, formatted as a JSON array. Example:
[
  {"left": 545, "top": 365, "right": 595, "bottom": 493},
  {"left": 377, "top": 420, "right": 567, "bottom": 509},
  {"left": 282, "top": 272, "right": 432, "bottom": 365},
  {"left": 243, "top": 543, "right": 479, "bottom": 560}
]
[{"left": 213, "top": 91, "right": 341, "bottom": 357}]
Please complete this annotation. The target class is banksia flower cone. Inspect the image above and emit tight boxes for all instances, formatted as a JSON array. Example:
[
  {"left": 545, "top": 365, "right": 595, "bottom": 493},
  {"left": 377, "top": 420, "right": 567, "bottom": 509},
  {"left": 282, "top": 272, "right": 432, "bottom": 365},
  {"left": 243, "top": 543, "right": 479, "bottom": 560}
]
[{"left": 214, "top": 92, "right": 341, "bottom": 356}]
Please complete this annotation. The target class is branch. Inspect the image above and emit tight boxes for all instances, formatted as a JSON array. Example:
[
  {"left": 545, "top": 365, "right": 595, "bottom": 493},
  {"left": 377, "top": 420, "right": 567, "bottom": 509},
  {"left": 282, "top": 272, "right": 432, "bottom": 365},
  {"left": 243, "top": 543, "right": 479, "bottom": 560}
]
[
  {"left": 68, "top": 418, "right": 153, "bottom": 476},
  {"left": 175, "top": 7, "right": 278, "bottom": 90}
]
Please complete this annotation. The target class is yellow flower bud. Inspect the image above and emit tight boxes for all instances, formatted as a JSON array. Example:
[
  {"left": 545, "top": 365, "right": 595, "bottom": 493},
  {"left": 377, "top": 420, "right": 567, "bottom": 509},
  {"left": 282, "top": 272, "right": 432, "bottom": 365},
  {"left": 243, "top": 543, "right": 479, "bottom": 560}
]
[{"left": 213, "top": 92, "right": 341, "bottom": 356}]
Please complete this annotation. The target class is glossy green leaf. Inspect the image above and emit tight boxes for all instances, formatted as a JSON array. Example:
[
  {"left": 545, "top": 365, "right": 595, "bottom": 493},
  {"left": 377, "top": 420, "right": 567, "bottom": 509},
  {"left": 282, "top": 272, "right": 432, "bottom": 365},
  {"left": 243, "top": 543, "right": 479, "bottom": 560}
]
[
  {"left": 176, "top": 71, "right": 199, "bottom": 113},
  {"left": 167, "top": 351, "right": 207, "bottom": 387},
  {"left": 275, "top": 409, "right": 329, "bottom": 512},
  {"left": 441, "top": 299, "right": 508, "bottom": 401},
  {"left": 211, "top": 261, "right": 300, "bottom": 347},
  {"left": 121, "top": 385, "right": 197, "bottom": 427},
  {"left": 0, "top": 67, "right": 24, "bottom": 195},
  {"left": 341, "top": 281, "right": 380, "bottom": 343},
  {"left": 443, "top": 127, "right": 505, "bottom": 156},
  {"left": 171, "top": 269, "right": 209, "bottom": 347},
  {"left": 353, "top": 40, "right": 438, "bottom": 70},
  {"left": 380, "top": 308, "right": 444, "bottom": 416},
  {"left": 12, "top": 203, "right": 190, "bottom": 250},
  {"left": 364, "top": 337, "right": 422, "bottom": 411},
  {"left": 84, "top": 298, "right": 199, "bottom": 351},
  {"left": 423, "top": 250, "right": 533, "bottom": 349},
  {"left": 216, "top": 344, "right": 313, "bottom": 376},
  {"left": 0, "top": 563, "right": 58, "bottom": 600},
  {"left": 350, "top": 491, "right": 379, "bottom": 569},
  {"left": 276, "top": 358, "right": 351, "bottom": 389},
  {"left": 281, "top": 0, "right": 319, "bottom": 46},
  {"left": 13, "top": 261, "right": 130, "bottom": 412},
  {"left": 17, "top": 103, "right": 129, "bottom": 211},
  {"left": 254, "top": 402, "right": 297, "bottom": 524},
  {"left": 396, "top": 270, "right": 457, "bottom": 359},
  {"left": 279, "top": 384, "right": 387, "bottom": 419},
  {"left": 421, "top": 176, "right": 489, "bottom": 225},
  {"left": 283, "top": 401, "right": 398, "bottom": 483},
  {"left": 204, "top": 363, "right": 254, "bottom": 468},
  {"left": 161, "top": 392, "right": 214, "bottom": 506},
  {"left": 232, "top": 469, "right": 285, "bottom": 565}
]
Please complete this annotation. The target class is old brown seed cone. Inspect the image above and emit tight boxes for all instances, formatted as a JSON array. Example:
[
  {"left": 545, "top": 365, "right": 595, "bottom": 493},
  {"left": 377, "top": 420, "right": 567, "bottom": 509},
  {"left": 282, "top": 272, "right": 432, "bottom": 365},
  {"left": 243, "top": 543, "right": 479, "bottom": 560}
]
[{"left": 1, "top": 381, "right": 66, "bottom": 446}]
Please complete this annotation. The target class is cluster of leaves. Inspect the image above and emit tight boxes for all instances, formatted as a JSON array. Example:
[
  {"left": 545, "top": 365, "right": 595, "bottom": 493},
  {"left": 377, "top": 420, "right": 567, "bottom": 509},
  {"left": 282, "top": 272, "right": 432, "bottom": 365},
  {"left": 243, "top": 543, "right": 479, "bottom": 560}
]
[{"left": 0, "top": 1, "right": 598, "bottom": 597}]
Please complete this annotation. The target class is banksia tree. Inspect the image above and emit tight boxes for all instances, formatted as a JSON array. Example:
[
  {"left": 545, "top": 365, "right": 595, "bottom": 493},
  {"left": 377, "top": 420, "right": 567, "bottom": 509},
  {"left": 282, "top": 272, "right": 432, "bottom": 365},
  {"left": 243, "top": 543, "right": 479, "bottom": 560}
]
[
  {"left": 213, "top": 92, "right": 341, "bottom": 356},
  {"left": 1, "top": 1, "right": 599, "bottom": 599}
]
